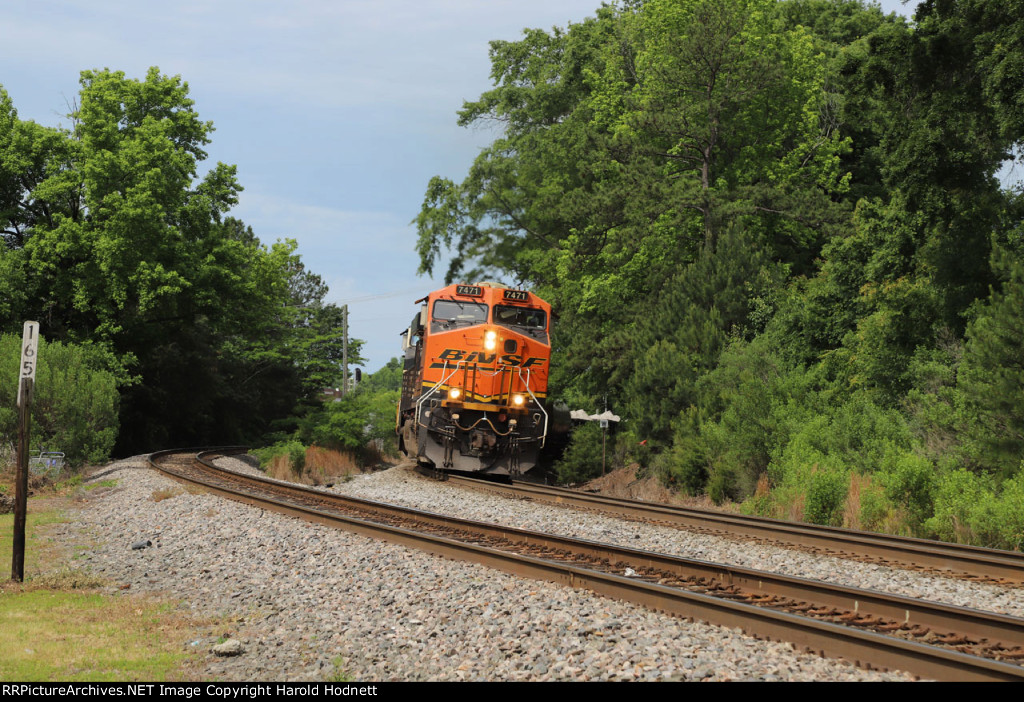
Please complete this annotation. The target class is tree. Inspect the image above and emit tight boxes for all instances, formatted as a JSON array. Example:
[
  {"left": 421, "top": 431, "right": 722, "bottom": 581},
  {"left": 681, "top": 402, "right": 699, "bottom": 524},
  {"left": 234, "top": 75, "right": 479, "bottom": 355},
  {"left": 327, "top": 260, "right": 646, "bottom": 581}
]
[
  {"left": 589, "top": 0, "right": 851, "bottom": 253},
  {"left": 959, "top": 248, "right": 1024, "bottom": 479},
  {"left": 416, "top": 0, "right": 850, "bottom": 421},
  {"left": 0, "top": 69, "right": 360, "bottom": 455}
]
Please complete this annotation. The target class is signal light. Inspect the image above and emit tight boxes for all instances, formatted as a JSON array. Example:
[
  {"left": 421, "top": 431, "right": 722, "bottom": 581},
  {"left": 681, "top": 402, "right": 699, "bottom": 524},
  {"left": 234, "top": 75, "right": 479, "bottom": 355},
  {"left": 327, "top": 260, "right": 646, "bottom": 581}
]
[
  {"left": 448, "top": 387, "right": 462, "bottom": 400},
  {"left": 484, "top": 330, "right": 498, "bottom": 351}
]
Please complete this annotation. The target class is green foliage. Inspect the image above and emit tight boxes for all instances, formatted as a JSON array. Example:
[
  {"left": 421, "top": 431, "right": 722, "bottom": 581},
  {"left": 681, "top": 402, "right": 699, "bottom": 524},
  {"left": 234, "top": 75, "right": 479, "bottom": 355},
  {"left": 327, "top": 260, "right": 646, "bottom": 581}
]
[
  {"left": 0, "top": 69, "right": 361, "bottom": 454},
  {"left": 293, "top": 362, "right": 403, "bottom": 461},
  {"left": 404, "top": 0, "right": 1024, "bottom": 547},
  {"left": 855, "top": 476, "right": 891, "bottom": 533},
  {"left": 253, "top": 441, "right": 307, "bottom": 473},
  {"left": 356, "top": 358, "right": 402, "bottom": 394},
  {"left": 969, "top": 474, "right": 1024, "bottom": 551},
  {"left": 553, "top": 422, "right": 607, "bottom": 484},
  {"left": 651, "top": 408, "right": 709, "bottom": 496},
  {"left": 691, "top": 335, "right": 810, "bottom": 495},
  {"left": 959, "top": 251, "right": 1024, "bottom": 478},
  {"left": 0, "top": 334, "right": 119, "bottom": 466},
  {"left": 878, "top": 451, "right": 937, "bottom": 529},
  {"left": 924, "top": 468, "right": 1024, "bottom": 550},
  {"left": 804, "top": 469, "right": 849, "bottom": 526}
]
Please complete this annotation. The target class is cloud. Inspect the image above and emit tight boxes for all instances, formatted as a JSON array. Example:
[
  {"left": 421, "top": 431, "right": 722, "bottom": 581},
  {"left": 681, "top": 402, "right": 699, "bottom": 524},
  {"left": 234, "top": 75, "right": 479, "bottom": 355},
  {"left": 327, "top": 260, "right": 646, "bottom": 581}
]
[
  {"left": 4, "top": 0, "right": 598, "bottom": 113},
  {"left": 1, "top": 0, "right": 597, "bottom": 371}
]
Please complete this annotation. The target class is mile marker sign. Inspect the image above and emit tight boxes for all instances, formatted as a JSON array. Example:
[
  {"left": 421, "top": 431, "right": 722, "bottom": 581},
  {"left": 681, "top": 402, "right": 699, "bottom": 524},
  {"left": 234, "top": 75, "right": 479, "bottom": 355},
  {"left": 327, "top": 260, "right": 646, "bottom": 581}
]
[{"left": 16, "top": 321, "right": 39, "bottom": 407}]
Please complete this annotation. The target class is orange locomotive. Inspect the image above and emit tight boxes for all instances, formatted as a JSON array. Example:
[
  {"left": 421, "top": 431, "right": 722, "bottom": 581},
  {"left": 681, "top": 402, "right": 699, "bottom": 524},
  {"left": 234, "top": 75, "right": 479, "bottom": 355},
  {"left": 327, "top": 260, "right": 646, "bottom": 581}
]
[{"left": 397, "top": 282, "right": 553, "bottom": 476}]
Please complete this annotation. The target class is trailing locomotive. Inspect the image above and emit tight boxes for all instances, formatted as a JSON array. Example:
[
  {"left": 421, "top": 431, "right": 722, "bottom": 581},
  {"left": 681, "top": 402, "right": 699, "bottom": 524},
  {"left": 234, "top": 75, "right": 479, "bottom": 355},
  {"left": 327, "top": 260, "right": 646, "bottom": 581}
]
[{"left": 396, "top": 282, "right": 555, "bottom": 476}]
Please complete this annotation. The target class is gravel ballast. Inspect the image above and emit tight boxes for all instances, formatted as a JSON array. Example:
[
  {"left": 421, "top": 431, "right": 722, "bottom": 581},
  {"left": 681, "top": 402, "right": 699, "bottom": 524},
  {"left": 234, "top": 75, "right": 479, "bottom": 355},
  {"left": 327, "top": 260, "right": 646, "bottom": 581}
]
[
  {"left": 329, "top": 464, "right": 1024, "bottom": 619},
  {"left": 48, "top": 456, "right": 941, "bottom": 682}
]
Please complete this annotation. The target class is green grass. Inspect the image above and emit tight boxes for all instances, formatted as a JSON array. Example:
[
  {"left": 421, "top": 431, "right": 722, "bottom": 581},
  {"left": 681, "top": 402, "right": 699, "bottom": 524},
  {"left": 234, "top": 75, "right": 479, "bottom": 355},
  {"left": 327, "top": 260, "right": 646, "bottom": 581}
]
[
  {"left": 83, "top": 479, "right": 118, "bottom": 492},
  {"left": 0, "top": 493, "right": 204, "bottom": 682},
  {"left": 1, "top": 508, "right": 65, "bottom": 576},
  {"left": 0, "top": 589, "right": 190, "bottom": 681}
]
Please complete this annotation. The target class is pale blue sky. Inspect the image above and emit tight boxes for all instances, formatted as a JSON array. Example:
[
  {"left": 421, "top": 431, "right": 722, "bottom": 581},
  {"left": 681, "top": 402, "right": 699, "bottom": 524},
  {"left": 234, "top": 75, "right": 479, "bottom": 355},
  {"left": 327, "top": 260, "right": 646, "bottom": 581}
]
[{"left": 2, "top": 1, "right": 918, "bottom": 372}]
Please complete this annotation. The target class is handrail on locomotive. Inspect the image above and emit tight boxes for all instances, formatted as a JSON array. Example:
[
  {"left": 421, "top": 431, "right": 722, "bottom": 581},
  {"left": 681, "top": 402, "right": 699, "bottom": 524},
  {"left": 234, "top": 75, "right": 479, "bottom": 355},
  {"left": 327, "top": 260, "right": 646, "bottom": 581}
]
[{"left": 396, "top": 282, "right": 565, "bottom": 477}]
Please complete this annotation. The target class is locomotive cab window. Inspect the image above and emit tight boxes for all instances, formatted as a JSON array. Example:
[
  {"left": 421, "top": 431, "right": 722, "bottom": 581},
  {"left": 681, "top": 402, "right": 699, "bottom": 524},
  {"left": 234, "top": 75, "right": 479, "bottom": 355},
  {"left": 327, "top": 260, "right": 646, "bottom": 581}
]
[
  {"left": 494, "top": 305, "right": 547, "bottom": 332},
  {"left": 431, "top": 299, "right": 489, "bottom": 333}
]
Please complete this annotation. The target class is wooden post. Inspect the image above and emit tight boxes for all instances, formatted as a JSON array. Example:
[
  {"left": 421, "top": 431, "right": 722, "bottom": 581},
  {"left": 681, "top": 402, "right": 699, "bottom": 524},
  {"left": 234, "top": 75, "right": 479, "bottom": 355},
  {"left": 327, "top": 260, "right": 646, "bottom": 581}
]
[
  {"left": 12, "top": 321, "right": 39, "bottom": 583},
  {"left": 12, "top": 376, "right": 31, "bottom": 582}
]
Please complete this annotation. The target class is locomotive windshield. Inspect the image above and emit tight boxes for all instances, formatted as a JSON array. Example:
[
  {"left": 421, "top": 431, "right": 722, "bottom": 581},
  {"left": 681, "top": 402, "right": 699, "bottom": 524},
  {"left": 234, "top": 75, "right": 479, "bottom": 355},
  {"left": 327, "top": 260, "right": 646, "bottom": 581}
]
[
  {"left": 431, "top": 299, "right": 488, "bottom": 333},
  {"left": 494, "top": 304, "right": 547, "bottom": 340}
]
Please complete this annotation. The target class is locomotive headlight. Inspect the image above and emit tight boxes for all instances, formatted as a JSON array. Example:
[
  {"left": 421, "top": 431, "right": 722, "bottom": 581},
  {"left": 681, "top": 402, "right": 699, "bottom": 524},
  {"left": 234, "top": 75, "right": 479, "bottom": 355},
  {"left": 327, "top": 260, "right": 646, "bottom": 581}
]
[
  {"left": 484, "top": 330, "right": 498, "bottom": 350},
  {"left": 448, "top": 387, "right": 461, "bottom": 400},
  {"left": 511, "top": 393, "right": 526, "bottom": 407}
]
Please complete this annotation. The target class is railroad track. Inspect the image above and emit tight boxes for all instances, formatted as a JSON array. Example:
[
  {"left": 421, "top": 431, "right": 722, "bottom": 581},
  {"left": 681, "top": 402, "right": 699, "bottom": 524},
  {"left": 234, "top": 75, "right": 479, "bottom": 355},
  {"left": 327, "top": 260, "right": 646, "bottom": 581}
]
[
  {"left": 149, "top": 448, "right": 1024, "bottom": 681},
  {"left": 444, "top": 474, "right": 1024, "bottom": 586}
]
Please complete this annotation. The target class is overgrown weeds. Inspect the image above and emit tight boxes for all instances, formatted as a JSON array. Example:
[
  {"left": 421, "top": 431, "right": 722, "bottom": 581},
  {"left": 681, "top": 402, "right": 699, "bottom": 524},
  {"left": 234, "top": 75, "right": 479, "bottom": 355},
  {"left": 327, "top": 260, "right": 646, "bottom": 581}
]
[{"left": 254, "top": 443, "right": 367, "bottom": 485}]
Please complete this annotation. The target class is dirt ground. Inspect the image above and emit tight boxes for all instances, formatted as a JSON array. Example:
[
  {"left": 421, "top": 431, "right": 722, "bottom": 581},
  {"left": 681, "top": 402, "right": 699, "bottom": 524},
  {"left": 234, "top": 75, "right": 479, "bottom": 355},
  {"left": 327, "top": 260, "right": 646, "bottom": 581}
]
[{"left": 577, "top": 465, "right": 725, "bottom": 510}]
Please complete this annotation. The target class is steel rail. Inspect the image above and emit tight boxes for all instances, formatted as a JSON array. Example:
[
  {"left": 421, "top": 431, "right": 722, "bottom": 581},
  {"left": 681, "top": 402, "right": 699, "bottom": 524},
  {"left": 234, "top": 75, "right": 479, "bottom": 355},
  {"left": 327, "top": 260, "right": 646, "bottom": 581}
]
[
  {"left": 443, "top": 475, "right": 1024, "bottom": 584},
  {"left": 147, "top": 449, "right": 1024, "bottom": 681}
]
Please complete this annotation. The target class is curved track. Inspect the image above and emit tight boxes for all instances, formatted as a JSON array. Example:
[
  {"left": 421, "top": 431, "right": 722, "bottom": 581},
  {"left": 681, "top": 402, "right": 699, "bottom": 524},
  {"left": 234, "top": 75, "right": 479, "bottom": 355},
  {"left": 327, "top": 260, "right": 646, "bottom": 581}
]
[
  {"left": 149, "top": 449, "right": 1024, "bottom": 681},
  {"left": 445, "top": 475, "right": 1024, "bottom": 586}
]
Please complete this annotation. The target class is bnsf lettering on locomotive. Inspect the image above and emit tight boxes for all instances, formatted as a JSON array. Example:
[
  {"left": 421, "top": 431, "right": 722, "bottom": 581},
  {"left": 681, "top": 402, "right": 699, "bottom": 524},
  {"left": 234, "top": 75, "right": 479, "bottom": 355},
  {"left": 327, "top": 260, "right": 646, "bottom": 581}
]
[{"left": 436, "top": 349, "right": 546, "bottom": 368}]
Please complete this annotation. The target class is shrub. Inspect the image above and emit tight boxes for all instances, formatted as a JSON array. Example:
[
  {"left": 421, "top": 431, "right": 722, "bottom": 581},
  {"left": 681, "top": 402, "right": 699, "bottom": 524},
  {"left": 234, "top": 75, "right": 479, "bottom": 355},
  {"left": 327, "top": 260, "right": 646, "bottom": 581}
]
[
  {"left": 297, "top": 388, "right": 401, "bottom": 460},
  {"left": 554, "top": 422, "right": 606, "bottom": 484},
  {"left": 0, "top": 334, "right": 120, "bottom": 467},
  {"left": 253, "top": 441, "right": 307, "bottom": 477},
  {"left": 804, "top": 468, "right": 848, "bottom": 526},
  {"left": 707, "top": 462, "right": 741, "bottom": 505},
  {"left": 850, "top": 473, "right": 892, "bottom": 533},
  {"left": 878, "top": 451, "right": 937, "bottom": 528},
  {"left": 652, "top": 408, "right": 709, "bottom": 496},
  {"left": 743, "top": 474, "right": 775, "bottom": 517},
  {"left": 925, "top": 469, "right": 1024, "bottom": 549},
  {"left": 969, "top": 474, "right": 1024, "bottom": 551},
  {"left": 924, "top": 469, "right": 992, "bottom": 544}
]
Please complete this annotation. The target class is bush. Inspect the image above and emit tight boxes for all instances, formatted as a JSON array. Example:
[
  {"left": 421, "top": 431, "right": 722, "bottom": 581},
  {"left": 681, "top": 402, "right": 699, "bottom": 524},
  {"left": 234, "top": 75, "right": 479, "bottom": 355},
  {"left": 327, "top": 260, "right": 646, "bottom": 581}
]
[
  {"left": 554, "top": 422, "right": 606, "bottom": 484},
  {"left": 297, "top": 387, "right": 400, "bottom": 460},
  {"left": 850, "top": 473, "right": 893, "bottom": 533},
  {"left": 878, "top": 451, "right": 936, "bottom": 528},
  {"left": 804, "top": 469, "right": 848, "bottom": 526},
  {"left": 924, "top": 469, "right": 992, "bottom": 544},
  {"left": 707, "top": 463, "right": 741, "bottom": 505},
  {"left": 253, "top": 441, "right": 307, "bottom": 475},
  {"left": 652, "top": 408, "right": 709, "bottom": 496},
  {"left": 969, "top": 474, "right": 1024, "bottom": 551},
  {"left": 924, "top": 469, "right": 1024, "bottom": 549},
  {"left": 0, "top": 334, "right": 120, "bottom": 466}
]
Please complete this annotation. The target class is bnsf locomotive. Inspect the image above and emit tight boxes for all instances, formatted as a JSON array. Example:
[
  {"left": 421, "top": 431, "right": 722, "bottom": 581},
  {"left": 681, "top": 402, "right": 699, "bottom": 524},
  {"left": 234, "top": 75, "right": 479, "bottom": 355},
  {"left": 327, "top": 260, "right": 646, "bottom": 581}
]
[{"left": 397, "top": 282, "right": 554, "bottom": 476}]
